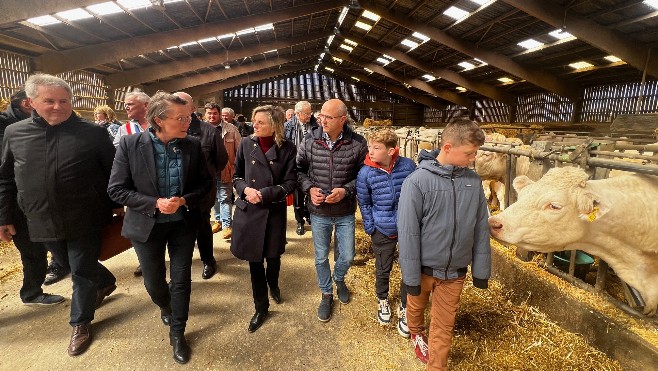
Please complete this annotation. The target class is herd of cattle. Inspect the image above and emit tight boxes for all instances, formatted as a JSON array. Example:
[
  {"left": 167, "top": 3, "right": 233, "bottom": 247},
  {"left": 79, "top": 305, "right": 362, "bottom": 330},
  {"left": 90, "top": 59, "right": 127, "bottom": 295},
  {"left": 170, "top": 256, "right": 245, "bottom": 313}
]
[{"left": 356, "top": 125, "right": 658, "bottom": 316}]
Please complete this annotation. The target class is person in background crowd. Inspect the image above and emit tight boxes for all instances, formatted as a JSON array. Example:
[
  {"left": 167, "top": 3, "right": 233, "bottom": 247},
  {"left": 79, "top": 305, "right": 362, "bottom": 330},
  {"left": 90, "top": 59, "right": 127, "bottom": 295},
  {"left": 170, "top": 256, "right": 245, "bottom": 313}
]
[
  {"left": 0, "top": 74, "right": 121, "bottom": 357},
  {"left": 356, "top": 128, "right": 416, "bottom": 336},
  {"left": 285, "top": 108, "right": 294, "bottom": 122},
  {"left": 113, "top": 91, "right": 150, "bottom": 148},
  {"left": 205, "top": 103, "right": 241, "bottom": 240},
  {"left": 0, "top": 89, "right": 66, "bottom": 306},
  {"left": 297, "top": 98, "right": 367, "bottom": 322},
  {"left": 226, "top": 107, "right": 252, "bottom": 137},
  {"left": 230, "top": 105, "right": 297, "bottom": 333},
  {"left": 398, "top": 119, "right": 491, "bottom": 369},
  {"left": 174, "top": 92, "right": 228, "bottom": 280},
  {"left": 94, "top": 105, "right": 122, "bottom": 142},
  {"left": 108, "top": 92, "right": 212, "bottom": 364},
  {"left": 113, "top": 91, "right": 150, "bottom": 277},
  {"left": 283, "top": 100, "right": 317, "bottom": 235}
]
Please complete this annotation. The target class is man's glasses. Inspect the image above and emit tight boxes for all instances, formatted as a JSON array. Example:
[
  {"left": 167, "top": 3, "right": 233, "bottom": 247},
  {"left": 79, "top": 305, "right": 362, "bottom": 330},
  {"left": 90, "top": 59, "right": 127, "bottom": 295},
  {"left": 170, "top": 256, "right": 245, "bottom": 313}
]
[{"left": 317, "top": 113, "right": 344, "bottom": 121}]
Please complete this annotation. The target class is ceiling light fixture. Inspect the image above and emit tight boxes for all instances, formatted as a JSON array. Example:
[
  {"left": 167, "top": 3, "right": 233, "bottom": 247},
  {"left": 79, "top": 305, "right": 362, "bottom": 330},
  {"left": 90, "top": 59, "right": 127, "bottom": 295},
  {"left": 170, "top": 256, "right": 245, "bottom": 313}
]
[
  {"left": 498, "top": 77, "right": 514, "bottom": 83},
  {"left": 339, "top": 44, "right": 354, "bottom": 52},
  {"left": 569, "top": 61, "right": 594, "bottom": 69},
  {"left": 26, "top": 15, "right": 61, "bottom": 26},
  {"left": 87, "top": 2, "right": 124, "bottom": 15},
  {"left": 549, "top": 29, "right": 574, "bottom": 40},
  {"left": 361, "top": 10, "right": 381, "bottom": 22},
  {"left": 443, "top": 6, "right": 469, "bottom": 20},
  {"left": 517, "top": 38, "right": 544, "bottom": 50},
  {"left": 422, "top": 74, "right": 437, "bottom": 82},
  {"left": 354, "top": 21, "right": 373, "bottom": 31},
  {"left": 56, "top": 8, "right": 93, "bottom": 21},
  {"left": 604, "top": 55, "right": 622, "bottom": 63}
]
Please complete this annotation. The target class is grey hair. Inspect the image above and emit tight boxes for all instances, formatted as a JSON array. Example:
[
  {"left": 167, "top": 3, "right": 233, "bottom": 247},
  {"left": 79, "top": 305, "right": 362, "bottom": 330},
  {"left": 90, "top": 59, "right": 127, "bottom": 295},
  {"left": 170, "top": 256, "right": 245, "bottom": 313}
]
[
  {"left": 146, "top": 91, "right": 188, "bottom": 132},
  {"left": 24, "top": 74, "right": 73, "bottom": 100},
  {"left": 294, "top": 101, "right": 311, "bottom": 113},
  {"left": 221, "top": 107, "right": 235, "bottom": 116},
  {"left": 125, "top": 91, "right": 150, "bottom": 103}
]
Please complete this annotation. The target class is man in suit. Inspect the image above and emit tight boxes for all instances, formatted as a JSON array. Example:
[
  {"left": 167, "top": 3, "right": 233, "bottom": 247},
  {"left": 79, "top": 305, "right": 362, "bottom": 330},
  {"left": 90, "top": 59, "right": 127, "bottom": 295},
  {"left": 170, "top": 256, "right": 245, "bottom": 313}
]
[{"left": 174, "top": 92, "right": 228, "bottom": 279}]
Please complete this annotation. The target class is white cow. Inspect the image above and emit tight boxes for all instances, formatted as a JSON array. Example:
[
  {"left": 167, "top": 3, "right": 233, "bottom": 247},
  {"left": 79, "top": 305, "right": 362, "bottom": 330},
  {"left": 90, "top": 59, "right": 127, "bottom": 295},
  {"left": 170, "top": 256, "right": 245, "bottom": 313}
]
[
  {"left": 475, "top": 143, "right": 530, "bottom": 210},
  {"left": 488, "top": 167, "right": 658, "bottom": 315}
]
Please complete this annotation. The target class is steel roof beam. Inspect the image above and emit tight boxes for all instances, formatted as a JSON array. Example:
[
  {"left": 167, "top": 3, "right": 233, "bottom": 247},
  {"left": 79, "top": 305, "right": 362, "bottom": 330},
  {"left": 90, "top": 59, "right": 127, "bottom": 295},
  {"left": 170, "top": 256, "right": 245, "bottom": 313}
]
[
  {"left": 106, "top": 31, "right": 332, "bottom": 88},
  {"left": 35, "top": 0, "right": 348, "bottom": 74},
  {"left": 360, "top": 1, "right": 581, "bottom": 100},
  {"left": 501, "top": 0, "right": 658, "bottom": 78},
  {"left": 147, "top": 49, "right": 318, "bottom": 93},
  {"left": 328, "top": 67, "right": 446, "bottom": 111},
  {"left": 344, "top": 34, "right": 516, "bottom": 105},
  {"left": 330, "top": 49, "right": 472, "bottom": 109}
]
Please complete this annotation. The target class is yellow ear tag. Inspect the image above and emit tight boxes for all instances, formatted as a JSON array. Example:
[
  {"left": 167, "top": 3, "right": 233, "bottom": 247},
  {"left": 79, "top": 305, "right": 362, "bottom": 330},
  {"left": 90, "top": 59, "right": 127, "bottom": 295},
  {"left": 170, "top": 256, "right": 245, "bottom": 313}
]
[{"left": 587, "top": 207, "right": 599, "bottom": 222}]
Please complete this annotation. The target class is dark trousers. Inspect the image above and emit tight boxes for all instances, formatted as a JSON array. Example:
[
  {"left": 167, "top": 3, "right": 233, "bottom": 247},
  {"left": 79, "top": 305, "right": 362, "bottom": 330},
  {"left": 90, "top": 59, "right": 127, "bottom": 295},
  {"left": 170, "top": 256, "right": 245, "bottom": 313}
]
[
  {"left": 43, "top": 232, "right": 115, "bottom": 326},
  {"left": 292, "top": 188, "right": 310, "bottom": 224},
  {"left": 248, "top": 257, "right": 281, "bottom": 313},
  {"left": 371, "top": 230, "right": 407, "bottom": 306},
  {"left": 195, "top": 208, "right": 215, "bottom": 263},
  {"left": 132, "top": 221, "right": 196, "bottom": 335},
  {"left": 12, "top": 209, "right": 48, "bottom": 302}
]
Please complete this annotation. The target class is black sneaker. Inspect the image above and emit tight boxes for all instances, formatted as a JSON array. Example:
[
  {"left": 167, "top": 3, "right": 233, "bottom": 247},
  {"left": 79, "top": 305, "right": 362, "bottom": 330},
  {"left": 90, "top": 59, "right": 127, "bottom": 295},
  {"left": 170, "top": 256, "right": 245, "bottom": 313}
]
[
  {"left": 335, "top": 280, "right": 350, "bottom": 304},
  {"left": 296, "top": 222, "right": 305, "bottom": 236},
  {"left": 23, "top": 293, "right": 65, "bottom": 306},
  {"left": 317, "top": 293, "right": 333, "bottom": 322},
  {"left": 44, "top": 263, "right": 70, "bottom": 286}
]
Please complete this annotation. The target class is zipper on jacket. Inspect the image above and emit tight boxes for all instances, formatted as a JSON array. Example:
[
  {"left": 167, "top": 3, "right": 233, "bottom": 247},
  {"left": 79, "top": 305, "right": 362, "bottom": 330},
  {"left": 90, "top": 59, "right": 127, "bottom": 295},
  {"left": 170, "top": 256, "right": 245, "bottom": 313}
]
[{"left": 445, "top": 169, "right": 457, "bottom": 280}]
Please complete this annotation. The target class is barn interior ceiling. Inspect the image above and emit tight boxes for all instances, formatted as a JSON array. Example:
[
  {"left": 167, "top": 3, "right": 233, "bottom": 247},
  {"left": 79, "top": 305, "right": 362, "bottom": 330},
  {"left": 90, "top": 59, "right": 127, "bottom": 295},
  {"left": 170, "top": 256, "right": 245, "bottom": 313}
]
[{"left": 1, "top": 0, "right": 657, "bottom": 106}]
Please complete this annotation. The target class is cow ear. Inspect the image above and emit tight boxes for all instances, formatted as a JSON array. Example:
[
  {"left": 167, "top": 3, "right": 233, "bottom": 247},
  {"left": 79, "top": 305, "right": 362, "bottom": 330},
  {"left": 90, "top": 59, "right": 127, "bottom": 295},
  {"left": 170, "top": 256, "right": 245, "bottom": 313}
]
[
  {"left": 576, "top": 190, "right": 610, "bottom": 222},
  {"left": 513, "top": 175, "right": 533, "bottom": 192}
]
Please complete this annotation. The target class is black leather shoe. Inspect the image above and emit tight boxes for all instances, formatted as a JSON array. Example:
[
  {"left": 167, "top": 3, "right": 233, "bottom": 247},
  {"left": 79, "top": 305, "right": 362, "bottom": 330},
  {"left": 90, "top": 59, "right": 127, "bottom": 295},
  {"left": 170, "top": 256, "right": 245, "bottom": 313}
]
[
  {"left": 134, "top": 264, "right": 142, "bottom": 277},
  {"left": 201, "top": 260, "right": 217, "bottom": 280},
  {"left": 170, "top": 333, "right": 190, "bottom": 364},
  {"left": 248, "top": 312, "right": 268, "bottom": 333},
  {"left": 270, "top": 288, "right": 282, "bottom": 304},
  {"left": 296, "top": 222, "right": 305, "bottom": 235},
  {"left": 160, "top": 306, "right": 172, "bottom": 326}
]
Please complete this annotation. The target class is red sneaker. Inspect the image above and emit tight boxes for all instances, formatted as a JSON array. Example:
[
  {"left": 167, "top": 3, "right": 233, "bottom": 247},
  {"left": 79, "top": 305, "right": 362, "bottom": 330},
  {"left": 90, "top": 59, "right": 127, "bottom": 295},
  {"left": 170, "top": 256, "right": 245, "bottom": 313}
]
[{"left": 411, "top": 333, "right": 429, "bottom": 364}]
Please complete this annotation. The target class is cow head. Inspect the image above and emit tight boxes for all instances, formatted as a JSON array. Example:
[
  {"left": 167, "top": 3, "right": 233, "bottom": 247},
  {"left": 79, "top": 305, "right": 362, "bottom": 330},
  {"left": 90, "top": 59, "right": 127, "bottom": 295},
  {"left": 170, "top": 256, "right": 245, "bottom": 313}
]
[{"left": 488, "top": 167, "right": 610, "bottom": 252}]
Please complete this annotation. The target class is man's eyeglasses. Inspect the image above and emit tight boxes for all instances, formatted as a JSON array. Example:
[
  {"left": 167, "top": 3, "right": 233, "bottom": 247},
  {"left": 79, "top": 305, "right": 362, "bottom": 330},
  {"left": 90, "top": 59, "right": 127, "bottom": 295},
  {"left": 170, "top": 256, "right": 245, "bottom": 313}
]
[
  {"left": 165, "top": 116, "right": 192, "bottom": 123},
  {"left": 318, "top": 113, "right": 344, "bottom": 121}
]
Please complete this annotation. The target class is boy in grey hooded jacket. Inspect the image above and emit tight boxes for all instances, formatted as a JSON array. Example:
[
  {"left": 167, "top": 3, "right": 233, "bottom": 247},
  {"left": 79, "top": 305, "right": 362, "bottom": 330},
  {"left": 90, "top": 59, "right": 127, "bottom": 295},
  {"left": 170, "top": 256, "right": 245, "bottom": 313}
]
[{"left": 398, "top": 119, "right": 491, "bottom": 369}]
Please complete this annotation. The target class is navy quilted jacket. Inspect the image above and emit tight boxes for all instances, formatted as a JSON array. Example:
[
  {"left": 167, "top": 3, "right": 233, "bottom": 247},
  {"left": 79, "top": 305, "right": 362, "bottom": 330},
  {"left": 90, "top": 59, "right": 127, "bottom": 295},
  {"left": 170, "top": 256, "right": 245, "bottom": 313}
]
[
  {"left": 356, "top": 150, "right": 416, "bottom": 237},
  {"left": 150, "top": 132, "right": 183, "bottom": 223}
]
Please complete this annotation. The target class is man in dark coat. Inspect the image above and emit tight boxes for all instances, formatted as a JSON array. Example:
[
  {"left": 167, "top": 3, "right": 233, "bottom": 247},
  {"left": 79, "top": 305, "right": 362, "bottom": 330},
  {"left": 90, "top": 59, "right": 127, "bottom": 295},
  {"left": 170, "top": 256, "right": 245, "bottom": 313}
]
[
  {"left": 0, "top": 89, "right": 66, "bottom": 306},
  {"left": 0, "top": 74, "right": 122, "bottom": 357},
  {"left": 283, "top": 100, "right": 317, "bottom": 235},
  {"left": 175, "top": 92, "right": 228, "bottom": 280},
  {"left": 296, "top": 99, "right": 367, "bottom": 323}
]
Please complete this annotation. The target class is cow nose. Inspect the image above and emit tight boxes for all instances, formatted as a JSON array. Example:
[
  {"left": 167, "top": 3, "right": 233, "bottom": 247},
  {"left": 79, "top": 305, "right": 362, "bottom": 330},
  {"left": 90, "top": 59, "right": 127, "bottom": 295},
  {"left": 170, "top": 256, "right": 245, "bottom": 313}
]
[{"left": 488, "top": 217, "right": 503, "bottom": 231}]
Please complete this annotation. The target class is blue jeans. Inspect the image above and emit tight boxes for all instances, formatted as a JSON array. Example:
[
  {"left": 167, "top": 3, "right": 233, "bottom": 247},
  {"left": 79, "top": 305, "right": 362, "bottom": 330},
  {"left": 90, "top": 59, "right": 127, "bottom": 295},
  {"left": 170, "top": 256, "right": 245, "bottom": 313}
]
[
  {"left": 213, "top": 180, "right": 233, "bottom": 228},
  {"left": 310, "top": 214, "right": 355, "bottom": 294}
]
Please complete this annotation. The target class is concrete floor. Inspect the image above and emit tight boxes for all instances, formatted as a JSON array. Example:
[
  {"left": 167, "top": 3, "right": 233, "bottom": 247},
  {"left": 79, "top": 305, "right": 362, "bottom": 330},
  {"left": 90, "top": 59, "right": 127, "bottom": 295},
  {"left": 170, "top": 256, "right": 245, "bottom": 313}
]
[{"left": 0, "top": 209, "right": 421, "bottom": 370}]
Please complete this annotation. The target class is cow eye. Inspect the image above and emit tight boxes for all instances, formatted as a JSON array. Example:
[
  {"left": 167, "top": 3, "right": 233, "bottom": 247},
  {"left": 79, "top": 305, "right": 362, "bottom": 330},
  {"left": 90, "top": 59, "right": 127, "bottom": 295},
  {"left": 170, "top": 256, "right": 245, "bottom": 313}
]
[{"left": 547, "top": 203, "right": 562, "bottom": 210}]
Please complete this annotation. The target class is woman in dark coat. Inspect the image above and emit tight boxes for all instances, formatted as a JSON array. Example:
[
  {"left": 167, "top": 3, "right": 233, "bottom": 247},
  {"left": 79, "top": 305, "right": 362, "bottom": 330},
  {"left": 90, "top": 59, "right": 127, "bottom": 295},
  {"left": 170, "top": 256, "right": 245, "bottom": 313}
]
[
  {"left": 230, "top": 105, "right": 297, "bottom": 333},
  {"left": 108, "top": 92, "right": 211, "bottom": 364}
]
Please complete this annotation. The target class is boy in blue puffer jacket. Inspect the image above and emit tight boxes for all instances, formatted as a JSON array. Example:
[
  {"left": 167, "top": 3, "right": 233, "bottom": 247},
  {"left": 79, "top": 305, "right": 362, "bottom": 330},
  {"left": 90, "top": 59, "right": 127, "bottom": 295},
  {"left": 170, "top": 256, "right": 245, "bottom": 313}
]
[{"left": 356, "top": 128, "right": 416, "bottom": 336}]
